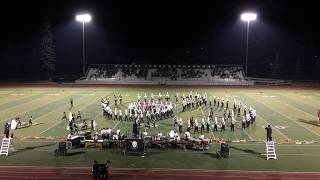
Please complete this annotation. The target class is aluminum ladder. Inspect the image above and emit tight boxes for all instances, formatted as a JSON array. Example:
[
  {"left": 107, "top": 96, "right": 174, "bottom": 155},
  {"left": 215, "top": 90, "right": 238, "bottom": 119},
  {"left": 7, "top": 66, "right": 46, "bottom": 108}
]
[
  {"left": 266, "top": 141, "right": 277, "bottom": 160},
  {"left": 0, "top": 138, "right": 11, "bottom": 156}
]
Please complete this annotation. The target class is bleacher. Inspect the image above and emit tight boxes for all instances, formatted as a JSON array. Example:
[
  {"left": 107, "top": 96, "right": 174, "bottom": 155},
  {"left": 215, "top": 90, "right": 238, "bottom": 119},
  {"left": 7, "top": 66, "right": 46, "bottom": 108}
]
[{"left": 77, "top": 64, "right": 252, "bottom": 85}]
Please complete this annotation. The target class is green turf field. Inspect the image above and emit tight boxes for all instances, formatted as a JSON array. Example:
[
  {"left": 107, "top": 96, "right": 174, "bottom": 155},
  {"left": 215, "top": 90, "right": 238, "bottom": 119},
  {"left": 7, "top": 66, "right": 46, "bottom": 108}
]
[{"left": 0, "top": 86, "right": 320, "bottom": 171}]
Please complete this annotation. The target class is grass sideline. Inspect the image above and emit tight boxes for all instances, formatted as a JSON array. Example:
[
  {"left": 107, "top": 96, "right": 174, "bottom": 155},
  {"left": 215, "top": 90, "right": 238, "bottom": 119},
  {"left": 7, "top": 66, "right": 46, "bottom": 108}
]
[
  {"left": 0, "top": 86, "right": 319, "bottom": 172},
  {"left": 3, "top": 140, "right": 320, "bottom": 172}
]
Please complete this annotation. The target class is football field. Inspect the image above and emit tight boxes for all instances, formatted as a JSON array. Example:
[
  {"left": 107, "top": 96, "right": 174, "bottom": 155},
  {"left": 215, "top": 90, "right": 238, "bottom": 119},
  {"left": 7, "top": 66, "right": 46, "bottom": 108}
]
[{"left": 0, "top": 85, "right": 320, "bottom": 172}]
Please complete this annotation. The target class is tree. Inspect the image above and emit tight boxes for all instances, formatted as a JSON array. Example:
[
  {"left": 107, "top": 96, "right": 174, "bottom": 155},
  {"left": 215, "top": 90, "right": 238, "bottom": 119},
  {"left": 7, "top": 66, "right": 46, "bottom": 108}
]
[{"left": 39, "top": 18, "right": 56, "bottom": 81}]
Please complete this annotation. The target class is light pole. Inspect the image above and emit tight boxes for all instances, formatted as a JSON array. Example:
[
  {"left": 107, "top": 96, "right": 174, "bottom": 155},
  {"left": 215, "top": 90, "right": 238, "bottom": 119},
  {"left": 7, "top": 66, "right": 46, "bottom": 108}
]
[
  {"left": 76, "top": 13, "right": 92, "bottom": 75},
  {"left": 241, "top": 12, "right": 257, "bottom": 76}
]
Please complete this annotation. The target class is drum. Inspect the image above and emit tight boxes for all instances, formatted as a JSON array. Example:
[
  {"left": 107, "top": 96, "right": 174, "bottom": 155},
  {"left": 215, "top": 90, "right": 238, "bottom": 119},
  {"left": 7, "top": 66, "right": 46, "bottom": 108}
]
[
  {"left": 194, "top": 139, "right": 202, "bottom": 145},
  {"left": 203, "top": 139, "right": 211, "bottom": 145},
  {"left": 144, "top": 136, "right": 152, "bottom": 144},
  {"left": 85, "top": 140, "right": 103, "bottom": 148},
  {"left": 178, "top": 139, "right": 188, "bottom": 145}
]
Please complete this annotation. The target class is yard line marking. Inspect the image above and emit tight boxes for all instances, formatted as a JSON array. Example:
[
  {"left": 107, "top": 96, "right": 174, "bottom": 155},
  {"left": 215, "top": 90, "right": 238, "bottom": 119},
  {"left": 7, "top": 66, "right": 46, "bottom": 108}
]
[
  {"left": 31, "top": 95, "right": 87, "bottom": 125},
  {"left": 275, "top": 98, "right": 318, "bottom": 118},
  {"left": 91, "top": 95, "right": 120, "bottom": 123},
  {"left": 112, "top": 121, "right": 121, "bottom": 130},
  {"left": 0, "top": 91, "right": 47, "bottom": 105},
  {"left": 91, "top": 104, "right": 113, "bottom": 126},
  {"left": 235, "top": 93, "right": 289, "bottom": 140},
  {"left": 0, "top": 91, "right": 13, "bottom": 94},
  {"left": 37, "top": 96, "right": 102, "bottom": 136},
  {"left": 240, "top": 125, "right": 253, "bottom": 140},
  {"left": 92, "top": 98, "right": 131, "bottom": 129},
  {"left": 0, "top": 93, "right": 74, "bottom": 123},
  {"left": 111, "top": 99, "right": 132, "bottom": 130},
  {"left": 209, "top": 126, "right": 216, "bottom": 139},
  {"left": 86, "top": 98, "right": 113, "bottom": 125},
  {"left": 38, "top": 92, "right": 117, "bottom": 135},
  {"left": 207, "top": 106, "right": 253, "bottom": 141},
  {"left": 283, "top": 93, "right": 320, "bottom": 110},
  {"left": 243, "top": 93, "right": 320, "bottom": 138},
  {"left": 256, "top": 114, "right": 289, "bottom": 140},
  {"left": 200, "top": 106, "right": 215, "bottom": 139},
  {"left": 257, "top": 98, "right": 320, "bottom": 138},
  {"left": 0, "top": 92, "right": 51, "bottom": 112}
]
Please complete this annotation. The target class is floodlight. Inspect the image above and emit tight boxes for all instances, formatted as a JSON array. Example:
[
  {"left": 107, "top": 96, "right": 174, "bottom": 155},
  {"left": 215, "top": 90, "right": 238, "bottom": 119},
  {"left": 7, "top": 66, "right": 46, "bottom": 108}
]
[
  {"left": 240, "top": 12, "right": 257, "bottom": 76},
  {"left": 75, "top": 13, "right": 92, "bottom": 75},
  {"left": 241, "top": 13, "right": 257, "bottom": 22},
  {"left": 76, "top": 14, "right": 92, "bottom": 23}
]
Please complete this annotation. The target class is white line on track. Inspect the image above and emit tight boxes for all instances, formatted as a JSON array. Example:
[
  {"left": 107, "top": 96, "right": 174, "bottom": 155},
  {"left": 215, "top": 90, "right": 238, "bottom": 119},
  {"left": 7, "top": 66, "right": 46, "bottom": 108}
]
[
  {"left": 0, "top": 176, "right": 86, "bottom": 179},
  {"left": 0, "top": 174, "right": 319, "bottom": 180},
  {"left": 0, "top": 171, "right": 88, "bottom": 175}
]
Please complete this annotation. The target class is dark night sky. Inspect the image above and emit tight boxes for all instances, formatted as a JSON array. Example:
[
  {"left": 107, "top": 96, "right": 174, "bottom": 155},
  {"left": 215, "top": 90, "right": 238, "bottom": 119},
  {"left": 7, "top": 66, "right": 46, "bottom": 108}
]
[{"left": 2, "top": 0, "right": 320, "bottom": 78}]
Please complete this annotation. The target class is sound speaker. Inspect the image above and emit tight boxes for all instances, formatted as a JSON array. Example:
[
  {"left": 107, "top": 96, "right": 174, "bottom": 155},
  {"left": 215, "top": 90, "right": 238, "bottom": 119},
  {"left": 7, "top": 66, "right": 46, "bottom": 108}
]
[{"left": 220, "top": 143, "right": 229, "bottom": 155}]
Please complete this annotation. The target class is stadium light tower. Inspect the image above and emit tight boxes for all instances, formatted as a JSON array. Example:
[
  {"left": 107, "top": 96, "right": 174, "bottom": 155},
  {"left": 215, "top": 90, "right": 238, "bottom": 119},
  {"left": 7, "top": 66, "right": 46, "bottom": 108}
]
[
  {"left": 241, "top": 12, "right": 257, "bottom": 76},
  {"left": 76, "top": 13, "right": 92, "bottom": 75}
]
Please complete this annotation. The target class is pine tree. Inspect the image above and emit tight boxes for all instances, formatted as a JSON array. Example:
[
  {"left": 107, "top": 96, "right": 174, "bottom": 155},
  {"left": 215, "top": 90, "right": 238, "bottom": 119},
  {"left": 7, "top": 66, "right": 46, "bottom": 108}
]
[{"left": 40, "top": 18, "right": 56, "bottom": 81}]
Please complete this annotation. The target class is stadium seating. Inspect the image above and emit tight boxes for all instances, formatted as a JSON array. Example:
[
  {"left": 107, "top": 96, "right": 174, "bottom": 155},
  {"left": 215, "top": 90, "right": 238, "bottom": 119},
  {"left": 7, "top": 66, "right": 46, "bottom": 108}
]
[{"left": 78, "top": 64, "right": 252, "bottom": 85}]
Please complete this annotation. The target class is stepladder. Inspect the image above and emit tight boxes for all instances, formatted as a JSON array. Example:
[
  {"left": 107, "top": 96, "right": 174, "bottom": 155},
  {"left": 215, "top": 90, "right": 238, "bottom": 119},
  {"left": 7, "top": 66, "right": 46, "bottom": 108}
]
[
  {"left": 0, "top": 138, "right": 12, "bottom": 156},
  {"left": 265, "top": 141, "right": 277, "bottom": 160}
]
